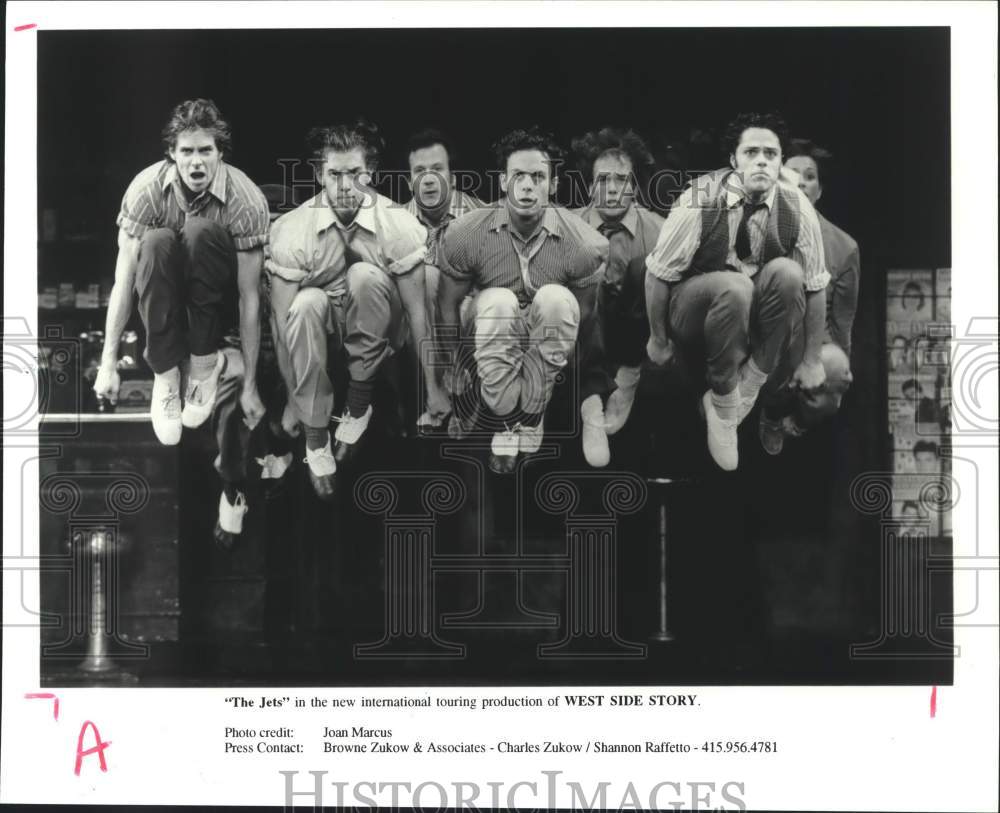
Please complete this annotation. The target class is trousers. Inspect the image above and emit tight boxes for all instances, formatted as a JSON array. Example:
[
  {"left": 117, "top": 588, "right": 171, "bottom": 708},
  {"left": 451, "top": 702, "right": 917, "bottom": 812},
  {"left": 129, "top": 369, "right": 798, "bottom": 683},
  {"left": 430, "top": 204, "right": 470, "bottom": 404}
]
[
  {"left": 135, "top": 218, "right": 237, "bottom": 374},
  {"left": 667, "top": 257, "right": 806, "bottom": 392},
  {"left": 284, "top": 262, "right": 406, "bottom": 428},
  {"left": 469, "top": 284, "right": 580, "bottom": 416}
]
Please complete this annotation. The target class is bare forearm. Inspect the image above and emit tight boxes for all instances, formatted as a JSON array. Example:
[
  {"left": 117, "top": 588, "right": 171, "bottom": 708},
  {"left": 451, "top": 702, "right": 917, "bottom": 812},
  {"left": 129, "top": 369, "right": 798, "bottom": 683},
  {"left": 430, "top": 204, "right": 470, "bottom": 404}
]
[
  {"left": 237, "top": 250, "right": 263, "bottom": 389},
  {"left": 101, "top": 234, "right": 140, "bottom": 365},
  {"left": 804, "top": 288, "right": 826, "bottom": 362},
  {"left": 397, "top": 267, "right": 438, "bottom": 394},
  {"left": 645, "top": 272, "right": 671, "bottom": 343}
]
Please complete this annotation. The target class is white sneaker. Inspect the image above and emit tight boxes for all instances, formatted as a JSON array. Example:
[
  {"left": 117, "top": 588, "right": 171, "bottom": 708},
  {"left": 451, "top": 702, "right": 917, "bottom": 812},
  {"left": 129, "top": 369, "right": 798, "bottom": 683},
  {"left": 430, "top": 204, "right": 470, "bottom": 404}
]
[
  {"left": 333, "top": 405, "right": 373, "bottom": 445},
  {"left": 490, "top": 426, "right": 519, "bottom": 458},
  {"left": 218, "top": 490, "right": 248, "bottom": 534},
  {"left": 518, "top": 417, "right": 545, "bottom": 454},
  {"left": 151, "top": 368, "right": 182, "bottom": 445},
  {"left": 703, "top": 390, "right": 739, "bottom": 471},
  {"left": 581, "top": 394, "right": 610, "bottom": 468},
  {"left": 304, "top": 438, "right": 337, "bottom": 477},
  {"left": 604, "top": 365, "right": 641, "bottom": 435},
  {"left": 181, "top": 351, "right": 225, "bottom": 428}
]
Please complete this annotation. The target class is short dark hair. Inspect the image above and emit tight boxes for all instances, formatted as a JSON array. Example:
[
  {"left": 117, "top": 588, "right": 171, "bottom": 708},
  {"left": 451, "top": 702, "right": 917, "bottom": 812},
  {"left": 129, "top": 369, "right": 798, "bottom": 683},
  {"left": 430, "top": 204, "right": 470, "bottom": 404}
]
[
  {"left": 723, "top": 111, "right": 790, "bottom": 158},
  {"left": 786, "top": 138, "right": 834, "bottom": 182},
  {"left": 406, "top": 128, "right": 457, "bottom": 166},
  {"left": 912, "top": 441, "right": 940, "bottom": 456},
  {"left": 492, "top": 126, "right": 564, "bottom": 173},
  {"left": 162, "top": 98, "right": 232, "bottom": 159},
  {"left": 571, "top": 126, "right": 656, "bottom": 185},
  {"left": 306, "top": 118, "right": 385, "bottom": 173}
]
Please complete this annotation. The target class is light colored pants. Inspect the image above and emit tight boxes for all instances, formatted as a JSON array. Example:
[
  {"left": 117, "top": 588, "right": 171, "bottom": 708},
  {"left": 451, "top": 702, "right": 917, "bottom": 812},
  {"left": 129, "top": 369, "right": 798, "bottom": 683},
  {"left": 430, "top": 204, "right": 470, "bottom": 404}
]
[
  {"left": 468, "top": 284, "right": 580, "bottom": 416},
  {"left": 284, "top": 262, "right": 406, "bottom": 428}
]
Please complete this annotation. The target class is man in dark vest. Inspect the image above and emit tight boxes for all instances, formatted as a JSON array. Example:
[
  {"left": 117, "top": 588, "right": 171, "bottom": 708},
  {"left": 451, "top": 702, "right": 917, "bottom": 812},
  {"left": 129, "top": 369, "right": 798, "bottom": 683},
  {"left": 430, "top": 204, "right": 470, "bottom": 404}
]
[{"left": 644, "top": 112, "right": 829, "bottom": 470}]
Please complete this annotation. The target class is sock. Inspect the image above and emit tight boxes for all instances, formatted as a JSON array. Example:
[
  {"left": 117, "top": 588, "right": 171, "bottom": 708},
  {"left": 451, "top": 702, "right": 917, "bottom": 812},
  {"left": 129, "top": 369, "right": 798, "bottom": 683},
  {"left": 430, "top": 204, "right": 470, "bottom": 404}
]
[
  {"left": 346, "top": 379, "right": 375, "bottom": 418},
  {"left": 739, "top": 357, "right": 769, "bottom": 401},
  {"left": 711, "top": 387, "right": 741, "bottom": 422},
  {"left": 304, "top": 425, "right": 329, "bottom": 451},
  {"left": 189, "top": 352, "right": 218, "bottom": 382}
]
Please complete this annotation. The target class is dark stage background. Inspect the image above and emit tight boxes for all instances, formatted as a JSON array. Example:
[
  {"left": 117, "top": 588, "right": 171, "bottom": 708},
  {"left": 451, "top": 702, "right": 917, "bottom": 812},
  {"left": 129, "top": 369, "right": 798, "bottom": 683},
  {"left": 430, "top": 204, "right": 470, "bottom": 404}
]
[{"left": 36, "top": 27, "right": 953, "bottom": 686}]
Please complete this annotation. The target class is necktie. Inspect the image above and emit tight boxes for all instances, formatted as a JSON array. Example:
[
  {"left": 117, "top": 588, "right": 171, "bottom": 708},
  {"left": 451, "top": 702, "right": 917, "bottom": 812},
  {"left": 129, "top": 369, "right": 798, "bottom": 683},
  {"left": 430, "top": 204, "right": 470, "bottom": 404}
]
[
  {"left": 735, "top": 200, "right": 767, "bottom": 261},
  {"left": 340, "top": 222, "right": 363, "bottom": 267},
  {"left": 598, "top": 219, "right": 630, "bottom": 290}
]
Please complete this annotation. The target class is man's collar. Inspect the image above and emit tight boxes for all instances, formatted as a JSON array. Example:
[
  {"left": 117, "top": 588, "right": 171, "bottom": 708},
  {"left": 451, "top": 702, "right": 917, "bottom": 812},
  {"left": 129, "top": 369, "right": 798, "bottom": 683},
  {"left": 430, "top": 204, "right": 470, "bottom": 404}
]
[
  {"left": 491, "top": 201, "right": 562, "bottom": 239},
  {"left": 317, "top": 189, "right": 378, "bottom": 235},
  {"left": 413, "top": 189, "right": 461, "bottom": 227},
  {"left": 725, "top": 172, "right": 777, "bottom": 210},
  {"left": 581, "top": 203, "right": 637, "bottom": 236},
  {"left": 164, "top": 161, "right": 229, "bottom": 204}
]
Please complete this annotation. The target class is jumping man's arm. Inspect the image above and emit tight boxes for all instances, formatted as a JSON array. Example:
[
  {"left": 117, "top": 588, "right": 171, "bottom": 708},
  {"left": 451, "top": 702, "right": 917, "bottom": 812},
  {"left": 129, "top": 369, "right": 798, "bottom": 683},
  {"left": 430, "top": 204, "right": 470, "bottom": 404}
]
[{"left": 94, "top": 229, "right": 141, "bottom": 403}]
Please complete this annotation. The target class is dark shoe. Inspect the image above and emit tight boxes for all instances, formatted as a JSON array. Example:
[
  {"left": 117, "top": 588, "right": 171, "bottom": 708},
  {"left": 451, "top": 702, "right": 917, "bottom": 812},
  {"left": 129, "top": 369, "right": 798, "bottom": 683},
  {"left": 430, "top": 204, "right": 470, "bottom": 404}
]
[{"left": 489, "top": 427, "right": 519, "bottom": 474}]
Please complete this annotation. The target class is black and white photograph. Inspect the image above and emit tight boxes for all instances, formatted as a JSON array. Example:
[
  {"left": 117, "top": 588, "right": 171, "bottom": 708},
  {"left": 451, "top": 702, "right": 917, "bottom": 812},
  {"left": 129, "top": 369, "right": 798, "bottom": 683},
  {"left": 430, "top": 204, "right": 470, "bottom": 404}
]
[{"left": 3, "top": 3, "right": 997, "bottom": 811}]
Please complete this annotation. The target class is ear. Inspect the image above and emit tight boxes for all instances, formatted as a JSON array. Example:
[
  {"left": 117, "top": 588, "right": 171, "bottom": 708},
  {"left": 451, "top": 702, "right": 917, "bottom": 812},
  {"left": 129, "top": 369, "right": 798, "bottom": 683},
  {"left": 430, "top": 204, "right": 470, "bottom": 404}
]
[
  {"left": 814, "top": 184, "right": 823, "bottom": 204},
  {"left": 499, "top": 173, "right": 508, "bottom": 195},
  {"left": 729, "top": 153, "right": 737, "bottom": 170},
  {"left": 550, "top": 175, "right": 559, "bottom": 197}
]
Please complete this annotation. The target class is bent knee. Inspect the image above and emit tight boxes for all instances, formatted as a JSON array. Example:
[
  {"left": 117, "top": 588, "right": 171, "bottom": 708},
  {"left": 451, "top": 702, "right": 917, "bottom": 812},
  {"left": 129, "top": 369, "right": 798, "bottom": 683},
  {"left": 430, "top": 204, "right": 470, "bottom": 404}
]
[
  {"left": 764, "top": 257, "right": 805, "bottom": 292},
  {"left": 712, "top": 272, "right": 754, "bottom": 311},
  {"left": 181, "top": 216, "right": 229, "bottom": 246},
  {"left": 347, "top": 261, "right": 391, "bottom": 294},
  {"left": 140, "top": 228, "right": 177, "bottom": 259},
  {"left": 533, "top": 284, "right": 579, "bottom": 321},
  {"left": 287, "top": 287, "right": 329, "bottom": 322},
  {"left": 475, "top": 287, "right": 520, "bottom": 317}
]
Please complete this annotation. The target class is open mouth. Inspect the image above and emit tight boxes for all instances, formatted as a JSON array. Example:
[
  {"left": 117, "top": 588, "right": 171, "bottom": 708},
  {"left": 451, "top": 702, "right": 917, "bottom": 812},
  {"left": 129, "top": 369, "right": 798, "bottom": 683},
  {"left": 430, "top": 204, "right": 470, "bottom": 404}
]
[{"left": 190, "top": 171, "right": 206, "bottom": 181}]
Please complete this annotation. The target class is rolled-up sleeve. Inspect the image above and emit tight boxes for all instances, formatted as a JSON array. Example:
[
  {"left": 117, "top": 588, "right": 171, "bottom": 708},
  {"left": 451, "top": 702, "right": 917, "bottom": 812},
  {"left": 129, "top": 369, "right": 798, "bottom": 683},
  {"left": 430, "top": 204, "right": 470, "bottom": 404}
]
[
  {"left": 645, "top": 186, "right": 702, "bottom": 282},
  {"left": 227, "top": 180, "right": 270, "bottom": 252},
  {"left": 793, "top": 192, "right": 831, "bottom": 293},
  {"left": 264, "top": 215, "right": 308, "bottom": 284},
  {"left": 383, "top": 209, "right": 428, "bottom": 276},
  {"left": 116, "top": 166, "right": 162, "bottom": 240},
  {"left": 438, "top": 218, "right": 477, "bottom": 283}
]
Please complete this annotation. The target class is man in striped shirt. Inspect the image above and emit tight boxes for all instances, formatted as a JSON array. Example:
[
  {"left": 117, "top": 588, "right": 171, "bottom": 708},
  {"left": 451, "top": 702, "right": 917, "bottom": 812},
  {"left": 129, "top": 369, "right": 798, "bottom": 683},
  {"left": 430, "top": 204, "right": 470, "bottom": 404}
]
[
  {"left": 645, "top": 112, "right": 829, "bottom": 471},
  {"left": 404, "top": 128, "right": 487, "bottom": 428},
  {"left": 438, "top": 127, "right": 608, "bottom": 474},
  {"left": 571, "top": 127, "right": 666, "bottom": 467},
  {"left": 93, "top": 98, "right": 269, "bottom": 446},
  {"left": 266, "top": 120, "right": 446, "bottom": 499}
]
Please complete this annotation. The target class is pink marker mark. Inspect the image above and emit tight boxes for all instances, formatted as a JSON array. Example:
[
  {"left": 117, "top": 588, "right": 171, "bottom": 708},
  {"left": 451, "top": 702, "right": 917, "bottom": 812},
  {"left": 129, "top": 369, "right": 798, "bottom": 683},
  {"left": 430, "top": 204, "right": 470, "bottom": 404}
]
[
  {"left": 14, "top": 23, "right": 38, "bottom": 31},
  {"left": 24, "top": 692, "right": 59, "bottom": 721},
  {"left": 74, "top": 721, "right": 111, "bottom": 776},
  {"left": 930, "top": 685, "right": 937, "bottom": 718}
]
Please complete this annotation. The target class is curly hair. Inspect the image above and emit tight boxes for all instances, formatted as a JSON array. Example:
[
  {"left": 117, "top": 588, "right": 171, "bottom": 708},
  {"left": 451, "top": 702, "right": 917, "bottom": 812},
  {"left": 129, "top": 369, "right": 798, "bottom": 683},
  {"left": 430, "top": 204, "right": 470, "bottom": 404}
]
[
  {"left": 786, "top": 138, "right": 834, "bottom": 181},
  {"left": 406, "top": 127, "right": 458, "bottom": 166},
  {"left": 306, "top": 118, "right": 385, "bottom": 173},
  {"left": 492, "top": 126, "right": 564, "bottom": 173},
  {"left": 722, "top": 111, "right": 790, "bottom": 158},
  {"left": 161, "top": 98, "right": 232, "bottom": 159},
  {"left": 570, "top": 127, "right": 656, "bottom": 187}
]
